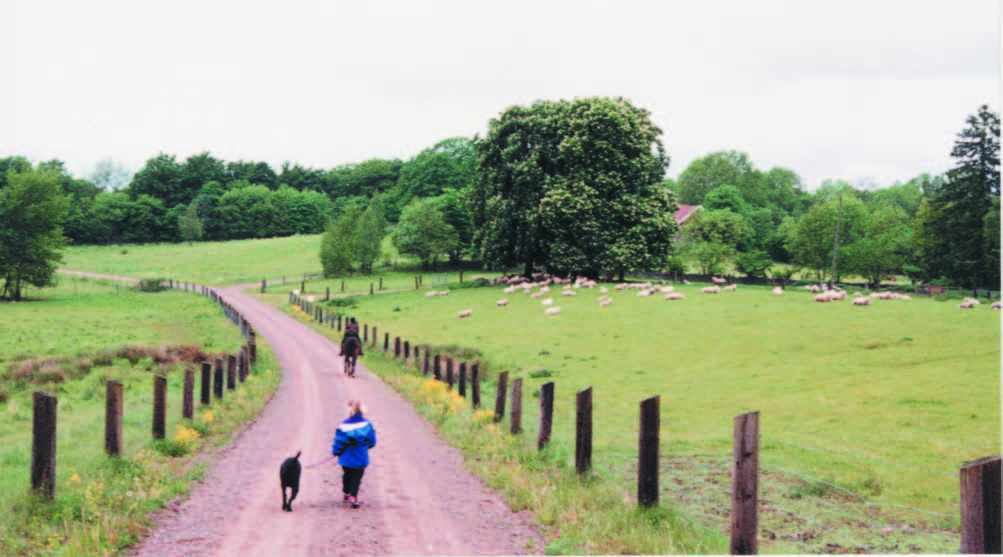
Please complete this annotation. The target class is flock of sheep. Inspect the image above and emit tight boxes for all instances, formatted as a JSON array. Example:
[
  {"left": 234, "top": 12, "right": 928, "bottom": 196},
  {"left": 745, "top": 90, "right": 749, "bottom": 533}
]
[{"left": 433, "top": 275, "right": 1002, "bottom": 318}]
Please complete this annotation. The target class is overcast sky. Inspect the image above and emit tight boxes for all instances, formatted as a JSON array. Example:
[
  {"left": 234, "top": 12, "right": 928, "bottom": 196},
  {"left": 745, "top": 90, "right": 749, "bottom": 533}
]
[{"left": 2, "top": 0, "right": 999, "bottom": 190}]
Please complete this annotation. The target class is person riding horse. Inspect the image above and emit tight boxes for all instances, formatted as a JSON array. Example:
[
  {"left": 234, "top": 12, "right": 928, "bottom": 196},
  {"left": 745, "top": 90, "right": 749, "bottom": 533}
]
[{"left": 339, "top": 317, "right": 363, "bottom": 357}]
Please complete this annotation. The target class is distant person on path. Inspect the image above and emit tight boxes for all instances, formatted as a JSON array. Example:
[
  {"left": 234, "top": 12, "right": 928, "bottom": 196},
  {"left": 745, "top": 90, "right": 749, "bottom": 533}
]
[
  {"left": 339, "top": 317, "right": 363, "bottom": 356},
  {"left": 332, "top": 399, "right": 377, "bottom": 508}
]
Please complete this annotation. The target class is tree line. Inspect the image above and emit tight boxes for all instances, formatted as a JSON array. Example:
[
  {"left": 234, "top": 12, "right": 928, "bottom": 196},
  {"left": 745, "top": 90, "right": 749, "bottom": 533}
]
[{"left": 0, "top": 100, "right": 998, "bottom": 300}]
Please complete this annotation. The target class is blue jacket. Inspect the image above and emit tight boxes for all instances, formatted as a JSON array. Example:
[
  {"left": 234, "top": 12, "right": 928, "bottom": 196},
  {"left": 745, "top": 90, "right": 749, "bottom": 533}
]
[{"left": 332, "top": 413, "right": 376, "bottom": 468}]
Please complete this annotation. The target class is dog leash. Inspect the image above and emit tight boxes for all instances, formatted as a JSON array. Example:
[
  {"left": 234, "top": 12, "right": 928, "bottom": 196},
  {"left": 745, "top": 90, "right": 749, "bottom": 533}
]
[{"left": 303, "top": 455, "right": 337, "bottom": 469}]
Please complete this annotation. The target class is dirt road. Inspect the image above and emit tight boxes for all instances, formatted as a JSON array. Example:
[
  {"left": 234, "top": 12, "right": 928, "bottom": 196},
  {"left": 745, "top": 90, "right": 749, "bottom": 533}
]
[{"left": 129, "top": 284, "right": 544, "bottom": 556}]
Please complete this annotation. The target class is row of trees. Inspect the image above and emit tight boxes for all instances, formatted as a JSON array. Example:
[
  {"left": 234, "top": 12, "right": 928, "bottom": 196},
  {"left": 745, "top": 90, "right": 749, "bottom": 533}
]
[
  {"left": 1, "top": 99, "right": 997, "bottom": 299},
  {"left": 675, "top": 105, "right": 999, "bottom": 292}
]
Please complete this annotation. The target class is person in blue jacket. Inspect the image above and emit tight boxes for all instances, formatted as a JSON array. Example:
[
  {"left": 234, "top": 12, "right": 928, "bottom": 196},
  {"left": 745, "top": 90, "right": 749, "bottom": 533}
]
[{"left": 331, "top": 399, "right": 377, "bottom": 508}]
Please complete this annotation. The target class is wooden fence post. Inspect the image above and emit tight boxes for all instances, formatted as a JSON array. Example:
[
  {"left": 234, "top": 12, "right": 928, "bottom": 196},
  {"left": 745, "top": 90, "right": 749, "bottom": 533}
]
[
  {"left": 433, "top": 354, "right": 441, "bottom": 381},
  {"left": 395, "top": 337, "right": 401, "bottom": 358},
  {"left": 494, "top": 371, "right": 509, "bottom": 423},
  {"left": 371, "top": 326, "right": 377, "bottom": 346},
  {"left": 384, "top": 333, "right": 389, "bottom": 352},
  {"left": 301, "top": 279, "right": 305, "bottom": 293},
  {"left": 341, "top": 280, "right": 345, "bottom": 293},
  {"left": 638, "top": 395, "right": 660, "bottom": 508},
  {"left": 363, "top": 324, "right": 368, "bottom": 343},
  {"left": 404, "top": 340, "right": 410, "bottom": 360},
  {"left": 105, "top": 381, "right": 123, "bottom": 456},
  {"left": 213, "top": 357, "right": 224, "bottom": 400},
  {"left": 538, "top": 381, "right": 554, "bottom": 450},
  {"left": 471, "top": 362, "right": 480, "bottom": 408},
  {"left": 379, "top": 277, "right": 383, "bottom": 290},
  {"left": 961, "top": 455, "right": 1002, "bottom": 554},
  {"left": 423, "top": 347, "right": 430, "bottom": 375},
  {"left": 227, "top": 354, "right": 237, "bottom": 390},
  {"left": 262, "top": 278, "right": 266, "bottom": 293},
  {"left": 183, "top": 369, "right": 194, "bottom": 418},
  {"left": 446, "top": 357, "right": 454, "bottom": 389},
  {"left": 31, "top": 391, "right": 57, "bottom": 497},
  {"left": 575, "top": 387, "right": 593, "bottom": 475},
  {"left": 458, "top": 361, "right": 467, "bottom": 397},
  {"left": 338, "top": 314, "right": 343, "bottom": 331},
  {"left": 326, "top": 286, "right": 330, "bottom": 301},
  {"left": 370, "top": 282, "right": 374, "bottom": 295},
  {"left": 153, "top": 375, "right": 167, "bottom": 440},
  {"left": 510, "top": 377, "right": 523, "bottom": 434},
  {"left": 415, "top": 276, "right": 419, "bottom": 289},
  {"left": 248, "top": 330, "right": 257, "bottom": 364},
  {"left": 238, "top": 347, "right": 248, "bottom": 382},
  {"left": 201, "top": 362, "right": 212, "bottom": 405},
  {"left": 730, "top": 411, "right": 760, "bottom": 555}
]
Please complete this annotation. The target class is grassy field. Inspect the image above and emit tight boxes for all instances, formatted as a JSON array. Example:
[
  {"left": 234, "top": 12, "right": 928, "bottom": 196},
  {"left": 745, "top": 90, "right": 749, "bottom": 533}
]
[
  {"left": 267, "top": 276, "right": 999, "bottom": 554},
  {"left": 0, "top": 276, "right": 281, "bottom": 556}
]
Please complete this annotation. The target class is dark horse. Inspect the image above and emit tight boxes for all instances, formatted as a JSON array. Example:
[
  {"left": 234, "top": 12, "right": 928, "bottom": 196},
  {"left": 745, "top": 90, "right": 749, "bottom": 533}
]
[{"left": 343, "top": 337, "right": 360, "bottom": 377}]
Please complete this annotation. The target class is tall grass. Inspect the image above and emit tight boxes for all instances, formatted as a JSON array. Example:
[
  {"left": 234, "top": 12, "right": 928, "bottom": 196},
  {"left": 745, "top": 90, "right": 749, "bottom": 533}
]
[
  {"left": 271, "top": 278, "right": 997, "bottom": 553},
  {"left": 0, "top": 277, "right": 282, "bottom": 556}
]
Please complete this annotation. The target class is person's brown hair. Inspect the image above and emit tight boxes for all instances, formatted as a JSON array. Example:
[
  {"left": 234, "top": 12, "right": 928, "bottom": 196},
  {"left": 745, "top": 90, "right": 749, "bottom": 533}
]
[{"left": 346, "top": 399, "right": 366, "bottom": 416}]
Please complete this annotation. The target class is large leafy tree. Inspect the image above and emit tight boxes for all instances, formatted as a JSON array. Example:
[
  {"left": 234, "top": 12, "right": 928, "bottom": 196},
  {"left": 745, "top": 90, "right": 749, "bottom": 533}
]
[
  {"left": 786, "top": 194, "right": 867, "bottom": 281},
  {"left": 227, "top": 160, "right": 278, "bottom": 189},
  {"left": 87, "top": 158, "right": 134, "bottom": 191},
  {"left": 180, "top": 152, "right": 228, "bottom": 205},
  {"left": 675, "top": 151, "right": 761, "bottom": 206},
  {"left": 128, "top": 153, "right": 185, "bottom": 207},
  {"left": 392, "top": 137, "right": 476, "bottom": 210},
  {"left": 0, "top": 169, "right": 70, "bottom": 300},
  {"left": 178, "top": 203, "right": 204, "bottom": 244},
  {"left": 471, "top": 97, "right": 677, "bottom": 279},
  {"left": 680, "top": 209, "right": 750, "bottom": 275},
  {"left": 846, "top": 205, "right": 912, "bottom": 287},
  {"left": 354, "top": 196, "right": 386, "bottom": 274},
  {"left": 394, "top": 198, "right": 457, "bottom": 270},
  {"left": 917, "top": 105, "right": 1000, "bottom": 291},
  {"left": 320, "top": 204, "right": 361, "bottom": 276}
]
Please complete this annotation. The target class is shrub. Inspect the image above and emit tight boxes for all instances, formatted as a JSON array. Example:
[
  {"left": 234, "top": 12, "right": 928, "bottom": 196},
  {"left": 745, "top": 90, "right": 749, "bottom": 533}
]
[{"left": 134, "top": 279, "right": 168, "bottom": 292}]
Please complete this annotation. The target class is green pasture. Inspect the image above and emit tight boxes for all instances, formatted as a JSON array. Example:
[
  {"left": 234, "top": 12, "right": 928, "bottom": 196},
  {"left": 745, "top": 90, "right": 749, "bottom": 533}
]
[
  {"left": 61, "top": 235, "right": 326, "bottom": 286},
  {"left": 0, "top": 276, "right": 281, "bottom": 556},
  {"left": 275, "top": 279, "right": 999, "bottom": 525}
]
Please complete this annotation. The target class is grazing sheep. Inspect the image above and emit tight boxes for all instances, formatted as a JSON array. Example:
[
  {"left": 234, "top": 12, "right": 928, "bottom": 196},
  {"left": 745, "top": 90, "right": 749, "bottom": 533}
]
[
  {"left": 964, "top": 297, "right": 981, "bottom": 305},
  {"left": 615, "top": 284, "right": 628, "bottom": 291},
  {"left": 702, "top": 286, "right": 720, "bottom": 294},
  {"left": 600, "top": 286, "right": 609, "bottom": 294},
  {"left": 724, "top": 284, "right": 737, "bottom": 292},
  {"left": 814, "top": 293, "right": 832, "bottom": 302},
  {"left": 457, "top": 309, "right": 472, "bottom": 318},
  {"left": 425, "top": 291, "right": 438, "bottom": 298},
  {"left": 853, "top": 291, "right": 863, "bottom": 297},
  {"left": 658, "top": 285, "right": 674, "bottom": 293},
  {"left": 531, "top": 291, "right": 544, "bottom": 299},
  {"left": 771, "top": 287, "right": 783, "bottom": 295},
  {"left": 562, "top": 290, "right": 577, "bottom": 296},
  {"left": 439, "top": 290, "right": 450, "bottom": 296},
  {"left": 959, "top": 301, "right": 976, "bottom": 309},
  {"left": 503, "top": 285, "right": 516, "bottom": 294},
  {"left": 712, "top": 277, "right": 727, "bottom": 285},
  {"left": 599, "top": 299, "right": 613, "bottom": 307},
  {"left": 637, "top": 289, "right": 652, "bottom": 297},
  {"left": 541, "top": 298, "right": 553, "bottom": 306},
  {"left": 540, "top": 286, "right": 549, "bottom": 293},
  {"left": 991, "top": 302, "right": 1001, "bottom": 310},
  {"left": 545, "top": 306, "right": 561, "bottom": 315},
  {"left": 496, "top": 299, "right": 508, "bottom": 307},
  {"left": 852, "top": 297, "right": 871, "bottom": 306},
  {"left": 831, "top": 290, "right": 846, "bottom": 300},
  {"left": 664, "top": 292, "right": 685, "bottom": 300},
  {"left": 810, "top": 285, "right": 821, "bottom": 293}
]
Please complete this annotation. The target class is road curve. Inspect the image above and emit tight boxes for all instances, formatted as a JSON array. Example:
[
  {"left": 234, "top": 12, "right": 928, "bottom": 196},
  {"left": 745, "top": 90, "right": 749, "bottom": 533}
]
[{"left": 129, "top": 284, "right": 543, "bottom": 556}]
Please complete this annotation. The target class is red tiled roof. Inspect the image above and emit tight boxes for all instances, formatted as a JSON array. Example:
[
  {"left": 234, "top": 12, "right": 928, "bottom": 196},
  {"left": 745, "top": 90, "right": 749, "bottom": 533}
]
[{"left": 675, "top": 205, "right": 701, "bottom": 226}]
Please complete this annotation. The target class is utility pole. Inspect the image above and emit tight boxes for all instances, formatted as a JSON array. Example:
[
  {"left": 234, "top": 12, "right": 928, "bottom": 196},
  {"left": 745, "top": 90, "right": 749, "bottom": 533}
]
[{"left": 829, "top": 191, "right": 843, "bottom": 290}]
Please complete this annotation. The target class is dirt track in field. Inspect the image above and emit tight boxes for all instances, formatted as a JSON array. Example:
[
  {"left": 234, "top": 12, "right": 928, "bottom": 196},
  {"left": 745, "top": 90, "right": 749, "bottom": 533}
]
[{"left": 121, "top": 281, "right": 544, "bottom": 556}]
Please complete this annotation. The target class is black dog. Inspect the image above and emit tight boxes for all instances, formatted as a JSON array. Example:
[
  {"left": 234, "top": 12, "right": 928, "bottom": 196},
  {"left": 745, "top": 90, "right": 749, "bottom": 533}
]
[{"left": 279, "top": 451, "right": 302, "bottom": 512}]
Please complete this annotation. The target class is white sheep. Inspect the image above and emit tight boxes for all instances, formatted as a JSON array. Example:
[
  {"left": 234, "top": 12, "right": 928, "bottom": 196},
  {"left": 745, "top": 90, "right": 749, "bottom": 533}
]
[
  {"left": 496, "top": 299, "right": 508, "bottom": 307},
  {"left": 615, "top": 283, "right": 628, "bottom": 291},
  {"left": 540, "top": 286, "right": 549, "bottom": 293},
  {"left": 712, "top": 277, "right": 727, "bottom": 285},
  {"left": 457, "top": 309, "right": 472, "bottom": 318},
  {"left": 439, "top": 289, "right": 450, "bottom": 296},
  {"left": 637, "top": 289, "right": 652, "bottom": 297},
  {"left": 600, "top": 286, "right": 609, "bottom": 294},
  {"left": 531, "top": 291, "right": 544, "bottom": 299},
  {"left": 664, "top": 292, "right": 685, "bottom": 300},
  {"left": 992, "top": 302, "right": 1001, "bottom": 310},
  {"left": 545, "top": 306, "right": 561, "bottom": 315},
  {"left": 771, "top": 287, "right": 783, "bottom": 295},
  {"left": 814, "top": 293, "right": 832, "bottom": 302},
  {"left": 425, "top": 291, "right": 438, "bottom": 298},
  {"left": 503, "top": 285, "right": 516, "bottom": 294},
  {"left": 810, "top": 285, "right": 821, "bottom": 293},
  {"left": 724, "top": 284, "right": 737, "bottom": 292},
  {"left": 562, "top": 290, "right": 577, "bottom": 296},
  {"left": 852, "top": 297, "right": 871, "bottom": 306},
  {"left": 541, "top": 298, "right": 553, "bottom": 306},
  {"left": 959, "top": 301, "right": 976, "bottom": 309},
  {"left": 599, "top": 299, "right": 613, "bottom": 307},
  {"left": 702, "top": 286, "right": 720, "bottom": 294}
]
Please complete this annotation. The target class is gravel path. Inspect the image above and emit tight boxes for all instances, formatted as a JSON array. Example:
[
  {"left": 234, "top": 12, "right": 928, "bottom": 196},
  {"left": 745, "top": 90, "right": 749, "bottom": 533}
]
[{"left": 128, "top": 284, "right": 545, "bottom": 556}]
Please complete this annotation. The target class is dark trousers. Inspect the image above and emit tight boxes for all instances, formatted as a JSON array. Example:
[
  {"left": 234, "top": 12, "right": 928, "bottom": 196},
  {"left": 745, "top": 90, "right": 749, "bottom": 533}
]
[{"left": 342, "top": 466, "right": 365, "bottom": 497}]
